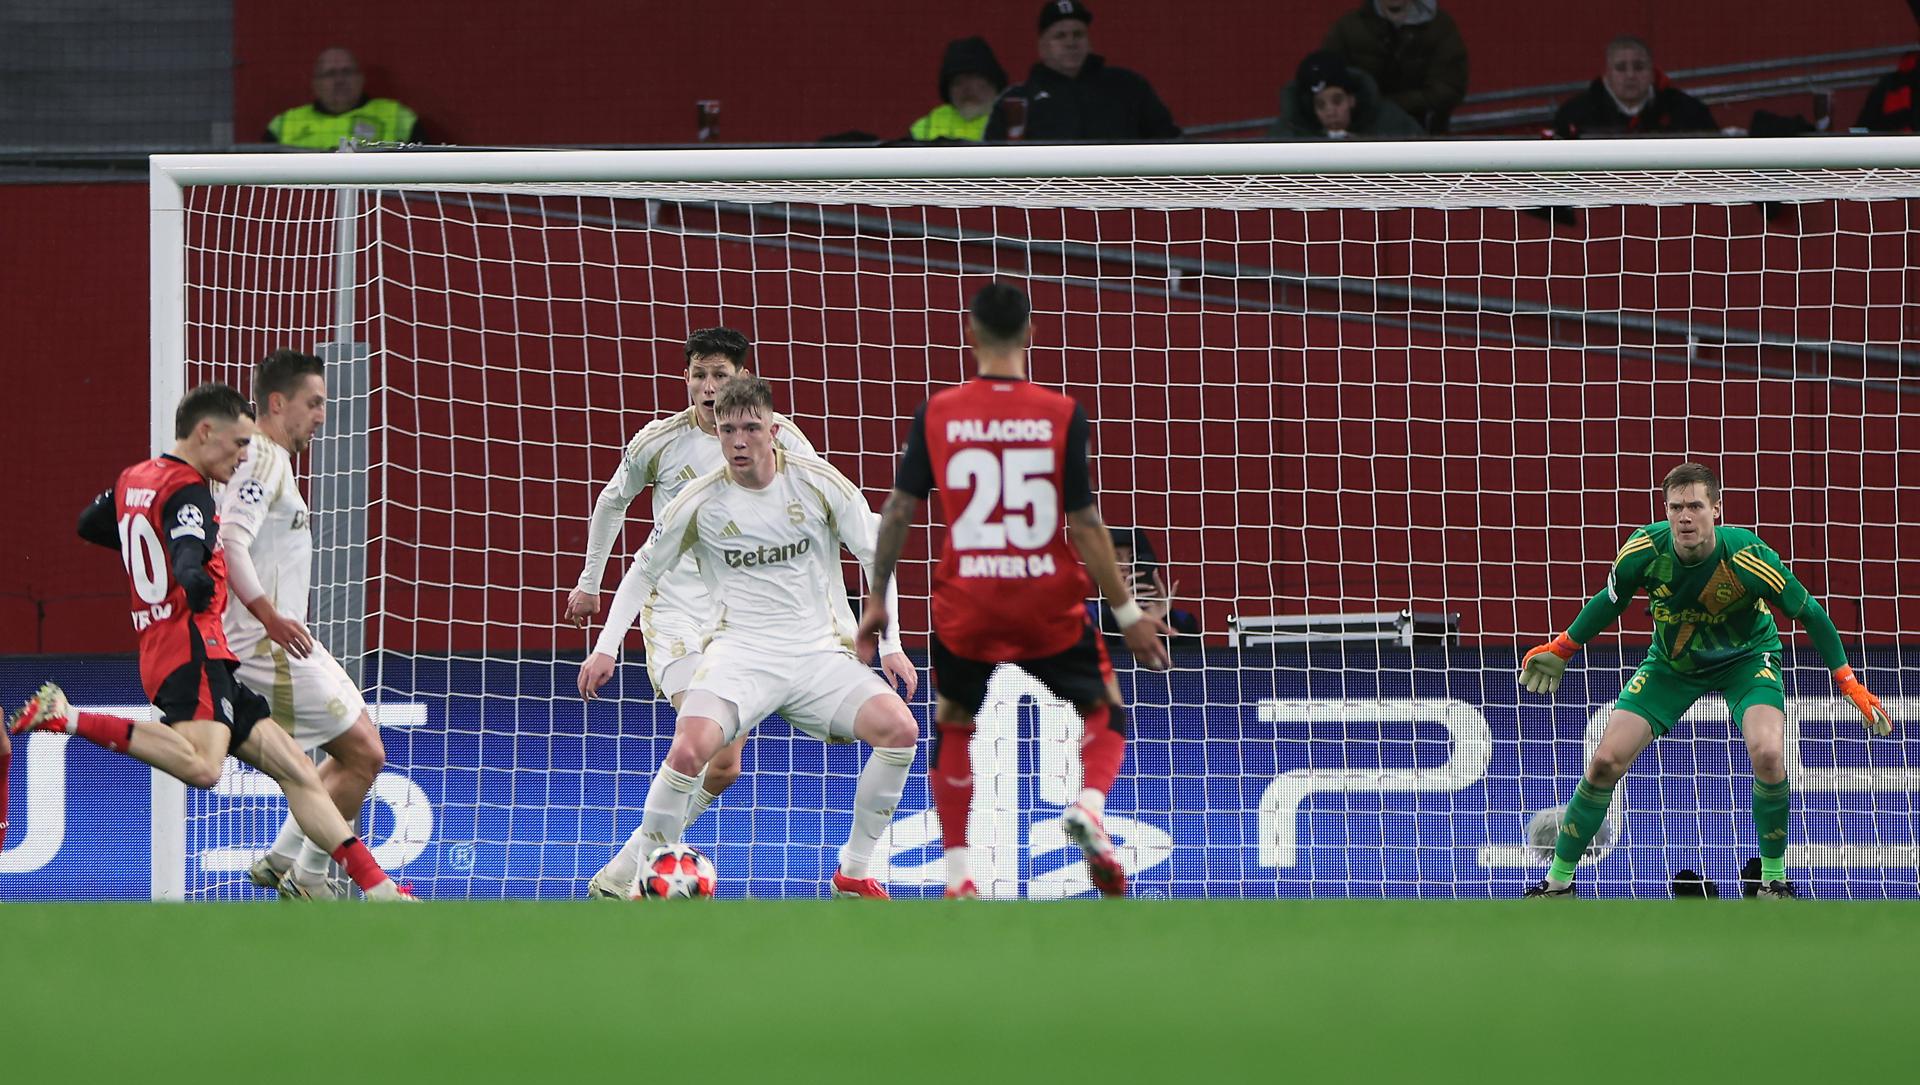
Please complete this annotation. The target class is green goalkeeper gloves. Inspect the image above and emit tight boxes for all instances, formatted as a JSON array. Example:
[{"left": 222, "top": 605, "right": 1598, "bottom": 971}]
[{"left": 1519, "top": 633, "right": 1581, "bottom": 696}]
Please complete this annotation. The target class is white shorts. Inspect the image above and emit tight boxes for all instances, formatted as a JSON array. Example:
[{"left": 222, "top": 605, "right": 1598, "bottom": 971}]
[
  {"left": 685, "top": 643, "right": 895, "bottom": 746},
  {"left": 643, "top": 611, "right": 706, "bottom": 699},
  {"left": 232, "top": 637, "right": 368, "bottom": 750}
]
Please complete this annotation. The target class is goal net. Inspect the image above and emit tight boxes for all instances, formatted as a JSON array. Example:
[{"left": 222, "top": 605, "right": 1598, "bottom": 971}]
[{"left": 153, "top": 142, "right": 1919, "bottom": 900}]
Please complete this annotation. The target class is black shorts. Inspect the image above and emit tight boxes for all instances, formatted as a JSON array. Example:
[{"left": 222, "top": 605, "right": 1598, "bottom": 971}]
[
  {"left": 928, "top": 620, "right": 1116, "bottom": 718},
  {"left": 153, "top": 629, "right": 272, "bottom": 749}
]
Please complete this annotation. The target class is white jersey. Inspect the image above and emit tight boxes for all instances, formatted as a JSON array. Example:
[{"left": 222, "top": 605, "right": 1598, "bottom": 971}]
[
  {"left": 627, "top": 451, "right": 880, "bottom": 657},
  {"left": 216, "top": 434, "right": 309, "bottom": 650},
  {"left": 577, "top": 406, "right": 816, "bottom": 627}
]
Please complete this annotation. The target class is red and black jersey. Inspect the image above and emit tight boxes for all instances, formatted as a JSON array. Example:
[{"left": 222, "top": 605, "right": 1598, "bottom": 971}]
[
  {"left": 113, "top": 454, "right": 235, "bottom": 696},
  {"left": 896, "top": 376, "right": 1095, "bottom": 661}
]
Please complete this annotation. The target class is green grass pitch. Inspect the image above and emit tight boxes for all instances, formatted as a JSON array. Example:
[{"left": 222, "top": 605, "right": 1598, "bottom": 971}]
[{"left": 4, "top": 900, "right": 1909, "bottom": 1083}]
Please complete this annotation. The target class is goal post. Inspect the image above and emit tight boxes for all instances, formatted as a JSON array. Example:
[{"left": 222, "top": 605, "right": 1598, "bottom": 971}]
[{"left": 147, "top": 139, "right": 1920, "bottom": 901}]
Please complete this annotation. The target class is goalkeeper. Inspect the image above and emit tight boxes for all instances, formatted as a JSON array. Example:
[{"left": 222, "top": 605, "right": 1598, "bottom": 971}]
[{"left": 1518, "top": 463, "right": 1893, "bottom": 899}]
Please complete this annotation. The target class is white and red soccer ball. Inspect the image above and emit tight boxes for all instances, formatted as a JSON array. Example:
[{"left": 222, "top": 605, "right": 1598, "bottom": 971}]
[{"left": 632, "top": 844, "right": 717, "bottom": 900}]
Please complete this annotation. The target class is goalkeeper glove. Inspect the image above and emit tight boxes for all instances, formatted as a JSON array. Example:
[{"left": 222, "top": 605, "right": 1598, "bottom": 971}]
[
  {"left": 1833, "top": 665, "right": 1893, "bottom": 737},
  {"left": 1519, "top": 633, "right": 1581, "bottom": 696}
]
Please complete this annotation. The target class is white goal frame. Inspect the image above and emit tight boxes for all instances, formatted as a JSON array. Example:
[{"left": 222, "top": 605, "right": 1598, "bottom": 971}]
[{"left": 146, "top": 138, "right": 1920, "bottom": 900}]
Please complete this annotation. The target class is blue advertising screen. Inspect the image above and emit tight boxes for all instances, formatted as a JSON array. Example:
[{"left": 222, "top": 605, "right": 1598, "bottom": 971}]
[{"left": 3, "top": 647, "right": 1914, "bottom": 900}]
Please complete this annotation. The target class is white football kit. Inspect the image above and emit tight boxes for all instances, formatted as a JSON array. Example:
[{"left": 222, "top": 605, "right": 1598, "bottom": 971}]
[
  {"left": 217, "top": 435, "right": 365, "bottom": 747},
  {"left": 580, "top": 406, "right": 818, "bottom": 696},
  {"left": 598, "top": 451, "right": 903, "bottom": 742}
]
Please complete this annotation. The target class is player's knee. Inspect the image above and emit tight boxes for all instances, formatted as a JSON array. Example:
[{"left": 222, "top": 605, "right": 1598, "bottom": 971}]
[
  {"left": 664, "top": 743, "right": 708, "bottom": 777},
  {"left": 182, "top": 759, "right": 223, "bottom": 790},
  {"left": 336, "top": 724, "right": 386, "bottom": 783},
  {"left": 1749, "top": 745, "right": 1786, "bottom": 781},
  {"left": 1586, "top": 749, "right": 1628, "bottom": 786},
  {"left": 863, "top": 701, "right": 918, "bottom": 749}
]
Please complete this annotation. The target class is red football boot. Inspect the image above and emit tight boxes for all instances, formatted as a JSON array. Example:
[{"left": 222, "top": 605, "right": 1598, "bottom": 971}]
[
  {"left": 830, "top": 869, "right": 890, "bottom": 899},
  {"left": 1061, "top": 803, "right": 1127, "bottom": 898},
  {"left": 9, "top": 683, "right": 74, "bottom": 736}
]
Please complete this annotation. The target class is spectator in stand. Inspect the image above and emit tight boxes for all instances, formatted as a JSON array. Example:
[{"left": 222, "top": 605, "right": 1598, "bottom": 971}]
[
  {"left": 983, "top": 1, "right": 1179, "bottom": 141},
  {"left": 908, "top": 37, "right": 1009, "bottom": 142},
  {"left": 1552, "top": 36, "right": 1716, "bottom": 138},
  {"left": 267, "top": 47, "right": 422, "bottom": 149},
  {"left": 1857, "top": 52, "right": 1920, "bottom": 131},
  {"left": 1273, "top": 51, "right": 1423, "bottom": 140},
  {"left": 1096, "top": 528, "right": 1200, "bottom": 644},
  {"left": 1322, "top": 0, "right": 1468, "bottom": 134}
]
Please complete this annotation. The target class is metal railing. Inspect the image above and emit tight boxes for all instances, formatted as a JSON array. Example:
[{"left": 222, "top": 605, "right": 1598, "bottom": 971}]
[{"left": 1184, "top": 42, "right": 1917, "bottom": 138}]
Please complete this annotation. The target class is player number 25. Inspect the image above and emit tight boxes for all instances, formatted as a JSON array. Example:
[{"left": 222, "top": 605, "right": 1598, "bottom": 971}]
[
  {"left": 116, "top": 513, "right": 170, "bottom": 605},
  {"left": 948, "top": 447, "right": 1057, "bottom": 551}
]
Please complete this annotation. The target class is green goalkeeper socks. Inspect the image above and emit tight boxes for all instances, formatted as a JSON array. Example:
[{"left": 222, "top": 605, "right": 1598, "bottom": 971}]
[
  {"left": 1547, "top": 778, "right": 1614, "bottom": 884},
  {"left": 1753, "top": 777, "right": 1792, "bottom": 880}
]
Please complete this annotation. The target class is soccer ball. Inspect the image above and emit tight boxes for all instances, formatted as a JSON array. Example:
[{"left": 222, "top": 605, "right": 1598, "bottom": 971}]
[
  {"left": 1524, "top": 804, "right": 1618, "bottom": 864},
  {"left": 633, "top": 844, "right": 717, "bottom": 900}
]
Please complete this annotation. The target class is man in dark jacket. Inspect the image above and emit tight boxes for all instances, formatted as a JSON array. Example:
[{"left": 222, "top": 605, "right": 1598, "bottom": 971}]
[
  {"left": 1322, "top": 0, "right": 1467, "bottom": 133},
  {"left": 984, "top": 0, "right": 1180, "bottom": 141},
  {"left": 1274, "top": 51, "right": 1424, "bottom": 140},
  {"left": 1553, "top": 36, "right": 1717, "bottom": 138},
  {"left": 1857, "top": 50, "right": 1920, "bottom": 131}
]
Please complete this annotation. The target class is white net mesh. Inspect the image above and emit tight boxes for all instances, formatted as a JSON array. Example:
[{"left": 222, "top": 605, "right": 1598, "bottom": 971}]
[{"left": 172, "top": 154, "right": 1918, "bottom": 899}]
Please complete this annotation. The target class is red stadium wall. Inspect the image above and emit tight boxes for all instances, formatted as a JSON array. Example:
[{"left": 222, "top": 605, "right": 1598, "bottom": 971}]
[
  {"left": 0, "top": 184, "right": 153, "bottom": 655},
  {"left": 232, "top": 1, "right": 1917, "bottom": 146}
]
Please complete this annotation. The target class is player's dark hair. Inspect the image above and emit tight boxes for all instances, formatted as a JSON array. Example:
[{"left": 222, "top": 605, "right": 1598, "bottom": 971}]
[
  {"left": 713, "top": 372, "right": 775, "bottom": 418},
  {"left": 253, "top": 349, "right": 325, "bottom": 415},
  {"left": 1661, "top": 462, "right": 1721, "bottom": 502},
  {"left": 174, "top": 382, "right": 253, "bottom": 439},
  {"left": 685, "top": 327, "right": 751, "bottom": 367},
  {"left": 969, "top": 282, "right": 1031, "bottom": 344}
]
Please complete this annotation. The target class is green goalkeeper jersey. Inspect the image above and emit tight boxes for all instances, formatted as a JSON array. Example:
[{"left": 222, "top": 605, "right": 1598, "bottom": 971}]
[{"left": 1566, "top": 522, "right": 1849, "bottom": 674}]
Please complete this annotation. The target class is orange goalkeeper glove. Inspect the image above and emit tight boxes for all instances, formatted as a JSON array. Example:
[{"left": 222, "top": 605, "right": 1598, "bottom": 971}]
[
  {"left": 1519, "top": 633, "right": 1581, "bottom": 696},
  {"left": 1833, "top": 666, "right": 1893, "bottom": 737}
]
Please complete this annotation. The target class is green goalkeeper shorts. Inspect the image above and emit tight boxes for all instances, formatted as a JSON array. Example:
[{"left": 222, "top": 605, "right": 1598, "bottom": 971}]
[{"left": 1613, "top": 651, "right": 1786, "bottom": 737}]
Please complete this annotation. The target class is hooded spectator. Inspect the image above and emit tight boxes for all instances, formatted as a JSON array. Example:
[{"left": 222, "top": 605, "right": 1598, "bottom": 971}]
[
  {"left": 1322, "top": 0, "right": 1468, "bottom": 133},
  {"left": 909, "top": 37, "right": 1009, "bottom": 142},
  {"left": 1274, "top": 51, "right": 1424, "bottom": 140}
]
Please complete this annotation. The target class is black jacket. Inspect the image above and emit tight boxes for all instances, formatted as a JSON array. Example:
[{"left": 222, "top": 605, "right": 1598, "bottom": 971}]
[
  {"left": 1857, "top": 51, "right": 1920, "bottom": 132},
  {"left": 1553, "top": 77, "right": 1717, "bottom": 138},
  {"left": 984, "top": 55, "right": 1179, "bottom": 141}
]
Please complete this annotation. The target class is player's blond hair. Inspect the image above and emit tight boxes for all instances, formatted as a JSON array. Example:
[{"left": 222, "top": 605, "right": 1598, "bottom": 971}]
[
  {"left": 1662, "top": 462, "right": 1721, "bottom": 503},
  {"left": 714, "top": 372, "right": 775, "bottom": 419}
]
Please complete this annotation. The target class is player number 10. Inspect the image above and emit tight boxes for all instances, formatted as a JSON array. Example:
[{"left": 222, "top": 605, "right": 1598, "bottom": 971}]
[
  {"left": 948, "top": 447, "right": 1058, "bottom": 551},
  {"left": 116, "top": 513, "right": 170, "bottom": 605}
]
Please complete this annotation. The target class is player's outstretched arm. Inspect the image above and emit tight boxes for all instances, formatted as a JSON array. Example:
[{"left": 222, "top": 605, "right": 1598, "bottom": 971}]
[
  {"left": 1522, "top": 533, "right": 1650, "bottom": 696},
  {"left": 1066, "top": 504, "right": 1171, "bottom": 671},
  {"left": 856, "top": 488, "right": 919, "bottom": 663},
  {"left": 567, "top": 438, "right": 658, "bottom": 626},
  {"left": 76, "top": 489, "right": 119, "bottom": 549},
  {"left": 1751, "top": 553, "right": 1895, "bottom": 737},
  {"left": 579, "top": 484, "right": 701, "bottom": 699},
  {"left": 216, "top": 445, "right": 313, "bottom": 656}
]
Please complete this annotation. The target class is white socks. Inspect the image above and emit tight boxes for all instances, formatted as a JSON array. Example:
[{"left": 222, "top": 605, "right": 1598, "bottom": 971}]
[
  {"left": 269, "top": 811, "right": 348, "bottom": 883},
  {"left": 686, "top": 787, "right": 719, "bottom": 827},
  {"left": 838, "top": 745, "right": 916, "bottom": 878},
  {"left": 605, "top": 766, "right": 703, "bottom": 886},
  {"left": 1077, "top": 788, "right": 1106, "bottom": 818},
  {"left": 945, "top": 846, "right": 971, "bottom": 890}
]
